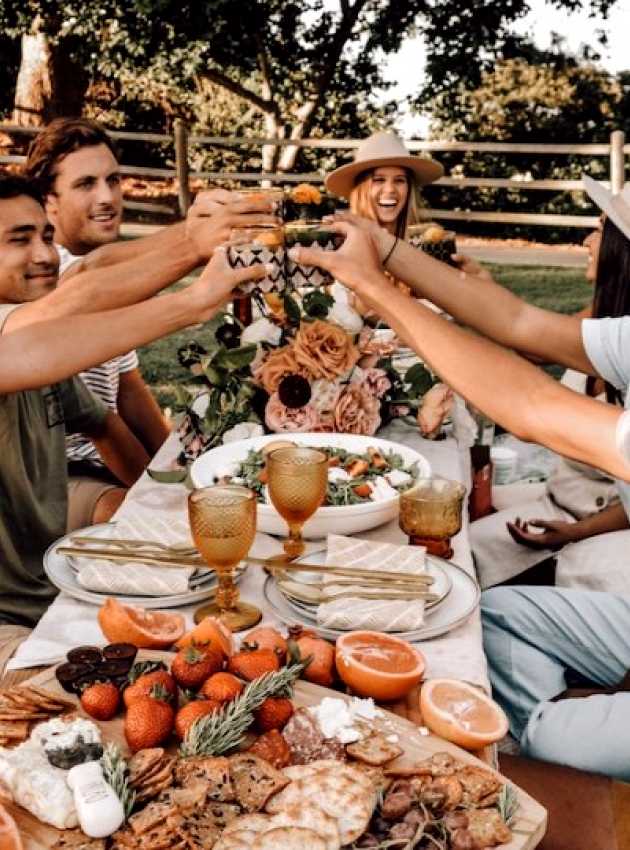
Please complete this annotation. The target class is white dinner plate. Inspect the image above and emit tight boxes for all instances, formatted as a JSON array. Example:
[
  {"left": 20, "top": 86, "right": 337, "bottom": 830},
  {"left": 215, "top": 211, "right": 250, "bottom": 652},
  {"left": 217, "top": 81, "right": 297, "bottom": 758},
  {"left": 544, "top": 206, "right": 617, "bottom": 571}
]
[
  {"left": 44, "top": 526, "right": 245, "bottom": 609},
  {"left": 263, "top": 555, "right": 479, "bottom": 642},
  {"left": 190, "top": 432, "right": 431, "bottom": 539},
  {"left": 64, "top": 523, "right": 213, "bottom": 589},
  {"left": 277, "top": 554, "right": 452, "bottom": 615}
]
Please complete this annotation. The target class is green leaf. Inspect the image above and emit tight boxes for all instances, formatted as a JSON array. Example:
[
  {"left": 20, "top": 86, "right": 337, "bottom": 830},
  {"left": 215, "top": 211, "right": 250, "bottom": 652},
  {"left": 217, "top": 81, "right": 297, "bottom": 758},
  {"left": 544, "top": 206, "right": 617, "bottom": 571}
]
[
  {"left": 302, "top": 289, "right": 334, "bottom": 319},
  {"left": 405, "top": 363, "right": 434, "bottom": 396},
  {"left": 215, "top": 343, "right": 257, "bottom": 371},
  {"left": 282, "top": 292, "right": 302, "bottom": 326}
]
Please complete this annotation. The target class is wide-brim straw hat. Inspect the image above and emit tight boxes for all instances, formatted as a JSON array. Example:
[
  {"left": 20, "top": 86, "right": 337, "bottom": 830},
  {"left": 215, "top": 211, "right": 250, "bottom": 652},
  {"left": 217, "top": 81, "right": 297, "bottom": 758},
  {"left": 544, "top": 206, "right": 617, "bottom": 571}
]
[
  {"left": 325, "top": 131, "right": 444, "bottom": 198},
  {"left": 583, "top": 175, "right": 630, "bottom": 242}
]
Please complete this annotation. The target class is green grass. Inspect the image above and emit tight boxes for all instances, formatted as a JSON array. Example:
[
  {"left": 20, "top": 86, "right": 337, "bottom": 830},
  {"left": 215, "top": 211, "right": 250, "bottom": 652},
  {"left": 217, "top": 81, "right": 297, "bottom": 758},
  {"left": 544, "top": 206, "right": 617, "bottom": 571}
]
[{"left": 137, "top": 263, "right": 592, "bottom": 409}]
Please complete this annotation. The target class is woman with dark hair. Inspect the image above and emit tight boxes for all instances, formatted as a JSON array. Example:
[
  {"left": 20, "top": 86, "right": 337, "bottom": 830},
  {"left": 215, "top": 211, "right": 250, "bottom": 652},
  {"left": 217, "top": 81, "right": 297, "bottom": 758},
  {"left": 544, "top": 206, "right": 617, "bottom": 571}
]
[{"left": 470, "top": 215, "right": 630, "bottom": 590}]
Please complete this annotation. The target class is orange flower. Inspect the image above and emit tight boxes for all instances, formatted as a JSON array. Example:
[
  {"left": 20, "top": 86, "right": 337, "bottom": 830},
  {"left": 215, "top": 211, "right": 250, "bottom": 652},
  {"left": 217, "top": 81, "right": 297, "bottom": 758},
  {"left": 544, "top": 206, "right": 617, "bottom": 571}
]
[
  {"left": 293, "top": 320, "right": 359, "bottom": 381},
  {"left": 291, "top": 183, "right": 322, "bottom": 205},
  {"left": 254, "top": 345, "right": 307, "bottom": 394}
]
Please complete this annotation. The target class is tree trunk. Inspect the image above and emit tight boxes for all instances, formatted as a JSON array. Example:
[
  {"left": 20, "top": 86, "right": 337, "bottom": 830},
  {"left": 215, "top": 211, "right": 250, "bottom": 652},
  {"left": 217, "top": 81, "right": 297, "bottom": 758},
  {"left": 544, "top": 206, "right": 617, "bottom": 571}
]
[{"left": 12, "top": 32, "right": 53, "bottom": 126}]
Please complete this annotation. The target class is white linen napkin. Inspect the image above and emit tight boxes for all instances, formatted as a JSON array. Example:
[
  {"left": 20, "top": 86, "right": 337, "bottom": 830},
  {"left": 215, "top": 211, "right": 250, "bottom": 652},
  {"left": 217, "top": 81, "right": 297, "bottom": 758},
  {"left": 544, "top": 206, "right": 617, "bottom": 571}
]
[
  {"left": 316, "top": 533, "right": 427, "bottom": 631},
  {"left": 76, "top": 562, "right": 195, "bottom": 596}
]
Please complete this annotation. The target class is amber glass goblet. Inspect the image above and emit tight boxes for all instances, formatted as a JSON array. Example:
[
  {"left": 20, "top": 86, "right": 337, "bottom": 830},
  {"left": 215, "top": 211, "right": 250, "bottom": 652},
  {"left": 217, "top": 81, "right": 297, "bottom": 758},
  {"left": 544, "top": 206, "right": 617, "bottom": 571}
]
[
  {"left": 188, "top": 485, "right": 260, "bottom": 631},
  {"left": 266, "top": 447, "right": 328, "bottom": 559},
  {"left": 399, "top": 477, "right": 466, "bottom": 559}
]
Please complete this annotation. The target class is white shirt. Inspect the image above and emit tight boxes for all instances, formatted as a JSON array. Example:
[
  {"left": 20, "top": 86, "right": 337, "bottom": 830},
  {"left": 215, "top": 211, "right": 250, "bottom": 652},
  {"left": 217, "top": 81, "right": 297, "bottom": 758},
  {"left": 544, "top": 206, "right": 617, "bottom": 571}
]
[
  {"left": 57, "top": 245, "right": 139, "bottom": 465},
  {"left": 582, "top": 316, "right": 630, "bottom": 517}
]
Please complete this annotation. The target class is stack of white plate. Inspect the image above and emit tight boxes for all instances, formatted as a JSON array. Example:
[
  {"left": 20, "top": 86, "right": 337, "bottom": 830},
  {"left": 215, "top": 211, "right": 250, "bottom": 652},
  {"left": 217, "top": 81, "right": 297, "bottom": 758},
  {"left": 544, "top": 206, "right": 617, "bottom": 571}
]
[
  {"left": 43, "top": 523, "right": 240, "bottom": 609},
  {"left": 264, "top": 551, "right": 480, "bottom": 642}
]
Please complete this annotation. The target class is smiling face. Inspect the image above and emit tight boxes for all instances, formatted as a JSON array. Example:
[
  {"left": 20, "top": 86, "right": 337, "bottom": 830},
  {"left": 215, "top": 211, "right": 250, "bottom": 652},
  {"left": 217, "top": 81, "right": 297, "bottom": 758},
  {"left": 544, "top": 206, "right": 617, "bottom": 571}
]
[
  {"left": 368, "top": 166, "right": 410, "bottom": 230},
  {"left": 0, "top": 195, "right": 59, "bottom": 303},
  {"left": 583, "top": 217, "right": 603, "bottom": 283},
  {"left": 44, "top": 143, "right": 123, "bottom": 255}
]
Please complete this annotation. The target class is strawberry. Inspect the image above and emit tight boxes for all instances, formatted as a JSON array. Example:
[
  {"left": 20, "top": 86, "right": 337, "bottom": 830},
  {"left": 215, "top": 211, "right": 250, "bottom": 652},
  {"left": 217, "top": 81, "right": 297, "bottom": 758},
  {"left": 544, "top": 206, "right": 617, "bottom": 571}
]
[
  {"left": 200, "top": 672, "right": 243, "bottom": 704},
  {"left": 123, "top": 670, "right": 177, "bottom": 708},
  {"left": 80, "top": 682, "right": 120, "bottom": 721},
  {"left": 254, "top": 697, "right": 294, "bottom": 733},
  {"left": 228, "top": 648, "right": 280, "bottom": 682},
  {"left": 124, "top": 688, "right": 175, "bottom": 752},
  {"left": 241, "top": 627, "right": 288, "bottom": 663},
  {"left": 174, "top": 699, "right": 221, "bottom": 740},
  {"left": 171, "top": 645, "right": 223, "bottom": 689},
  {"left": 289, "top": 631, "right": 335, "bottom": 687}
]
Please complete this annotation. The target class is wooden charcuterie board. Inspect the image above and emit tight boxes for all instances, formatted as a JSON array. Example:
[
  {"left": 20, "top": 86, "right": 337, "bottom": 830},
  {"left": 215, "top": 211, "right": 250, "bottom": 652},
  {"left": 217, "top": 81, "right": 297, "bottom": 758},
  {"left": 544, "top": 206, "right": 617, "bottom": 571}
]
[{"left": 4, "top": 651, "right": 547, "bottom": 850}]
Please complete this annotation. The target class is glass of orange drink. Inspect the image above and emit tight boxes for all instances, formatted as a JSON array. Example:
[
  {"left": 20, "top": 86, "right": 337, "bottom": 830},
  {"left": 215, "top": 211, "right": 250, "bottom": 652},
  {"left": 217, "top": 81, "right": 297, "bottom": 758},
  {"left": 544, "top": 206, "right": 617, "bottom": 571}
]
[{"left": 399, "top": 477, "right": 465, "bottom": 559}]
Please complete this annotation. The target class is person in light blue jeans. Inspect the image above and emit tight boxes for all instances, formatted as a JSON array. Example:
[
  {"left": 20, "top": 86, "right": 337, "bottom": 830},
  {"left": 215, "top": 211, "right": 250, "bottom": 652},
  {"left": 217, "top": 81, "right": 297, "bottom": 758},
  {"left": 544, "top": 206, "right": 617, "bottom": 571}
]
[{"left": 481, "top": 585, "right": 630, "bottom": 779}]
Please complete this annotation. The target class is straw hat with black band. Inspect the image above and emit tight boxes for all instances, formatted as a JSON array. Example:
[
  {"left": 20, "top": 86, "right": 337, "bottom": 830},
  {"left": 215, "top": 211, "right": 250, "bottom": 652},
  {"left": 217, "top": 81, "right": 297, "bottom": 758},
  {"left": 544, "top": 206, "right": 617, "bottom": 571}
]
[
  {"left": 583, "top": 175, "right": 630, "bottom": 241},
  {"left": 325, "top": 131, "right": 443, "bottom": 198}
]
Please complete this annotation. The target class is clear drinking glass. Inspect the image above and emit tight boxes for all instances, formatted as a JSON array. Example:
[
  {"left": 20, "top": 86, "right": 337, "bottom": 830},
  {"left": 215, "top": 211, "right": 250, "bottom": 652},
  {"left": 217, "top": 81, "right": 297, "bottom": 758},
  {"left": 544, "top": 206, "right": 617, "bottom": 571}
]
[
  {"left": 266, "top": 447, "right": 328, "bottom": 559},
  {"left": 188, "top": 485, "right": 260, "bottom": 631},
  {"left": 399, "top": 477, "right": 466, "bottom": 559}
]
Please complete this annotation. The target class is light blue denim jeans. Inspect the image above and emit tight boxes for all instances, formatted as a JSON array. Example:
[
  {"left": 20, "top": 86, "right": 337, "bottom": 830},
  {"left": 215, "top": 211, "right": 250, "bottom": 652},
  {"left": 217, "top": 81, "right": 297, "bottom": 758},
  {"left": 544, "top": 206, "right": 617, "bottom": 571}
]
[{"left": 481, "top": 586, "right": 630, "bottom": 779}]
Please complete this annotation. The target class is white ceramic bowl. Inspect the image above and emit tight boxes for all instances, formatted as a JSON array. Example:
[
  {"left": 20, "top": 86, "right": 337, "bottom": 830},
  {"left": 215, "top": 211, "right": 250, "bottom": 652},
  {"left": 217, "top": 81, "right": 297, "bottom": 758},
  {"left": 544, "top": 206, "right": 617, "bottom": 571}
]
[{"left": 190, "top": 432, "right": 431, "bottom": 539}]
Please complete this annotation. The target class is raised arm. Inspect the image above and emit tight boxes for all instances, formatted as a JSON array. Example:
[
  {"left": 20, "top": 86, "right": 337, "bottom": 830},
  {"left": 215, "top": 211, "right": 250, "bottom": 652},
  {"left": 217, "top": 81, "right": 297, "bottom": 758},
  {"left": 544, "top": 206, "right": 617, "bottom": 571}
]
[
  {"left": 290, "top": 226, "right": 630, "bottom": 482},
  {"left": 0, "top": 248, "right": 265, "bottom": 394},
  {"left": 4, "top": 190, "right": 278, "bottom": 332},
  {"left": 333, "top": 213, "right": 593, "bottom": 374}
]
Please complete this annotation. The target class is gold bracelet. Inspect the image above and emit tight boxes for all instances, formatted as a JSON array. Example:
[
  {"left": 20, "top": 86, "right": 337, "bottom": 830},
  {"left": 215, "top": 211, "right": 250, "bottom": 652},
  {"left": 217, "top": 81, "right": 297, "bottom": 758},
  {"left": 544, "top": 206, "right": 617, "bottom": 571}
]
[{"left": 382, "top": 235, "right": 399, "bottom": 268}]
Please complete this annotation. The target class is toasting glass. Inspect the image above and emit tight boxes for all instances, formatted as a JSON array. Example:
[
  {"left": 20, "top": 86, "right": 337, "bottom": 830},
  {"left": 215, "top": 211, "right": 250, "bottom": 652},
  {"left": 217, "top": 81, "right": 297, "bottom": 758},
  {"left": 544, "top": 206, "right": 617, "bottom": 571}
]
[
  {"left": 266, "top": 447, "right": 328, "bottom": 559},
  {"left": 188, "top": 485, "right": 260, "bottom": 631}
]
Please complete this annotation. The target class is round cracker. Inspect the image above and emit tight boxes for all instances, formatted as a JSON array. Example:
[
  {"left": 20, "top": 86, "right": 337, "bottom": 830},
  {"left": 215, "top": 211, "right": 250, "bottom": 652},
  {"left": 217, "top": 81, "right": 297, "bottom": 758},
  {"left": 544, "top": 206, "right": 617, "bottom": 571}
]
[{"left": 254, "top": 827, "right": 326, "bottom": 850}]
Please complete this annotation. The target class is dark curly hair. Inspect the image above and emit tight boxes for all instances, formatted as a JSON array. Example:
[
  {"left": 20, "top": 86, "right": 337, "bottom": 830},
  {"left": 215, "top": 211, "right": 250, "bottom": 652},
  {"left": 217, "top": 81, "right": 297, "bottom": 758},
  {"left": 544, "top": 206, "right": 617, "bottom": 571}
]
[{"left": 0, "top": 174, "right": 43, "bottom": 206}]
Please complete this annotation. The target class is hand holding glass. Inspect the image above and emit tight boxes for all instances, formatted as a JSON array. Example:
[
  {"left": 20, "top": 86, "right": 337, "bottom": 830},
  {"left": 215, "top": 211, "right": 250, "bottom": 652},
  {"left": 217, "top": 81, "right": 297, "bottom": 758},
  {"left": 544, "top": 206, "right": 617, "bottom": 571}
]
[
  {"left": 188, "top": 485, "right": 260, "bottom": 631},
  {"left": 266, "top": 447, "right": 328, "bottom": 558}
]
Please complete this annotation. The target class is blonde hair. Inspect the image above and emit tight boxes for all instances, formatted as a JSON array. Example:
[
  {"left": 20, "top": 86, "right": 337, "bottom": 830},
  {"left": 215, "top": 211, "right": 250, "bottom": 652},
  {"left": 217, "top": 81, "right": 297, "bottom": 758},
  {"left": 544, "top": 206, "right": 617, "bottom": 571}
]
[{"left": 349, "top": 168, "right": 421, "bottom": 238}]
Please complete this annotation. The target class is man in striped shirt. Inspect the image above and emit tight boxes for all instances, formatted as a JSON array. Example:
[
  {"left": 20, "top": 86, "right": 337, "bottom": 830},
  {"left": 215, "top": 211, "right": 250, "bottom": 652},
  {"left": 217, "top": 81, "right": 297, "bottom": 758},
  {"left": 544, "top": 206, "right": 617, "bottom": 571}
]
[{"left": 23, "top": 119, "right": 171, "bottom": 529}]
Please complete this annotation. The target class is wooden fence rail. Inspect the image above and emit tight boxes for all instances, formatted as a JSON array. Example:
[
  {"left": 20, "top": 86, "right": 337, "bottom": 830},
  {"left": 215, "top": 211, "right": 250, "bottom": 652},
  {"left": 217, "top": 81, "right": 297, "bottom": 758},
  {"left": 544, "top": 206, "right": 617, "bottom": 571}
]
[{"left": 0, "top": 123, "right": 626, "bottom": 227}]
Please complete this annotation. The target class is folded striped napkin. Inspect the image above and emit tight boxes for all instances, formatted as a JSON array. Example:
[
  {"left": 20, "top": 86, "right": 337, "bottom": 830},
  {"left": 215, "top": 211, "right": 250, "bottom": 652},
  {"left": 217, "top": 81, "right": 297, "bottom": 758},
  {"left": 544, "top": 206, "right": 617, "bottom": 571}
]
[
  {"left": 316, "top": 533, "right": 427, "bottom": 631},
  {"left": 77, "top": 562, "right": 195, "bottom": 596}
]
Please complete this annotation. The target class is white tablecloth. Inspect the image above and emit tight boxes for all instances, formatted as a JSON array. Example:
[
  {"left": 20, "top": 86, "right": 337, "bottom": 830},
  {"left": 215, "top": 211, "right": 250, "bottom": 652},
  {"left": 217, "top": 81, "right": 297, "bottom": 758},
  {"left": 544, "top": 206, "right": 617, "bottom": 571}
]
[{"left": 10, "top": 424, "right": 489, "bottom": 690}]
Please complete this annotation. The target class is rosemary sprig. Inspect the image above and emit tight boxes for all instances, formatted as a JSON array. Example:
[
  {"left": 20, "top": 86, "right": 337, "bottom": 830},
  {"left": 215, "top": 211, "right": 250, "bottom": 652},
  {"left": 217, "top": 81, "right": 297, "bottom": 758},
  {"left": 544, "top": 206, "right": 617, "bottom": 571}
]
[
  {"left": 498, "top": 783, "right": 519, "bottom": 825},
  {"left": 101, "top": 742, "right": 136, "bottom": 819},
  {"left": 180, "top": 661, "right": 305, "bottom": 757}
]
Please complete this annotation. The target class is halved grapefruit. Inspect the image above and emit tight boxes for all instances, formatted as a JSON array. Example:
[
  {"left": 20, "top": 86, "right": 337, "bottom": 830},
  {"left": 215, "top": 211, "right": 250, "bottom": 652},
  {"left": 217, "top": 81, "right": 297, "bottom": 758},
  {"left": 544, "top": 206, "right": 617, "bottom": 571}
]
[
  {"left": 97, "top": 598, "right": 184, "bottom": 649},
  {"left": 335, "top": 631, "right": 425, "bottom": 701},
  {"left": 420, "top": 678, "right": 509, "bottom": 749}
]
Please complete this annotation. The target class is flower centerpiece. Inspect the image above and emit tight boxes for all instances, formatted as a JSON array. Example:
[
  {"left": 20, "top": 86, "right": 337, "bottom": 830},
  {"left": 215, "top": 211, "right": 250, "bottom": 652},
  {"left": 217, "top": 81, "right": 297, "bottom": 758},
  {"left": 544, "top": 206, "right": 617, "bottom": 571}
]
[{"left": 175, "top": 286, "right": 437, "bottom": 463}]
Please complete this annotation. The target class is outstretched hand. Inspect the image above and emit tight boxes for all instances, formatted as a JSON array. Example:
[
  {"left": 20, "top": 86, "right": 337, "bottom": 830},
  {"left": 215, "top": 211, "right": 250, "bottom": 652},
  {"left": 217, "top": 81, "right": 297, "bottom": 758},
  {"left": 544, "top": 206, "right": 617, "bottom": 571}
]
[
  {"left": 191, "top": 245, "right": 268, "bottom": 320},
  {"left": 287, "top": 221, "right": 387, "bottom": 295},
  {"left": 186, "top": 189, "right": 280, "bottom": 262},
  {"left": 506, "top": 516, "right": 575, "bottom": 551}
]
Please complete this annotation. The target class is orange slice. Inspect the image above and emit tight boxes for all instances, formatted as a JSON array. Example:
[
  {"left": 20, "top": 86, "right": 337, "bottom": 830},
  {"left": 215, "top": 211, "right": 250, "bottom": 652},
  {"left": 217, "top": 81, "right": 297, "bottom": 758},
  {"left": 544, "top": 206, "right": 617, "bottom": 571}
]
[
  {"left": 335, "top": 631, "right": 425, "bottom": 701},
  {"left": 419, "top": 678, "right": 509, "bottom": 750},
  {"left": 0, "top": 804, "right": 23, "bottom": 850},
  {"left": 174, "top": 615, "right": 234, "bottom": 658},
  {"left": 97, "top": 598, "right": 184, "bottom": 650}
]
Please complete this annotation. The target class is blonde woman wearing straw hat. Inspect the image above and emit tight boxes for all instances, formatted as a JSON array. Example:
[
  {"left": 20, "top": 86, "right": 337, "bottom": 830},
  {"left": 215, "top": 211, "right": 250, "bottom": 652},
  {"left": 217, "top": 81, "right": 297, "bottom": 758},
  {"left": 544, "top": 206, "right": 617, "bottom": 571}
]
[{"left": 325, "top": 130, "right": 443, "bottom": 239}]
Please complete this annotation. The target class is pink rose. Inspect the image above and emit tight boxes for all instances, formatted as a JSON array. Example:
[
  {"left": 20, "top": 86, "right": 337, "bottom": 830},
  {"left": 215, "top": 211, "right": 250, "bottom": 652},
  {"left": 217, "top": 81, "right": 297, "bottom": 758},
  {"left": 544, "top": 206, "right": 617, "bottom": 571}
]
[
  {"left": 310, "top": 378, "right": 343, "bottom": 416},
  {"left": 358, "top": 328, "right": 399, "bottom": 358},
  {"left": 264, "top": 393, "right": 321, "bottom": 432},
  {"left": 357, "top": 367, "right": 391, "bottom": 399},
  {"left": 334, "top": 385, "right": 381, "bottom": 435}
]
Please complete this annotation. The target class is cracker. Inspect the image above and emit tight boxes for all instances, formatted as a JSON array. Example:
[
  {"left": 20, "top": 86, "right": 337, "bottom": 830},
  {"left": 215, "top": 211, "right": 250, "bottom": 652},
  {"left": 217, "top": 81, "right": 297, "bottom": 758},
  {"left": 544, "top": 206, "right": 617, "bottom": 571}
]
[
  {"left": 139, "top": 756, "right": 176, "bottom": 788},
  {"left": 175, "top": 756, "right": 235, "bottom": 802},
  {"left": 20, "top": 683, "right": 76, "bottom": 709},
  {"left": 346, "top": 732, "right": 403, "bottom": 766},
  {"left": 1, "top": 692, "right": 41, "bottom": 710},
  {"left": 51, "top": 830, "right": 106, "bottom": 850},
  {"left": 268, "top": 803, "right": 340, "bottom": 850},
  {"left": 0, "top": 710, "right": 49, "bottom": 720},
  {"left": 129, "top": 749, "right": 167, "bottom": 786},
  {"left": 254, "top": 827, "right": 326, "bottom": 850},
  {"left": 129, "top": 802, "right": 179, "bottom": 836},
  {"left": 229, "top": 753, "right": 289, "bottom": 813}
]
